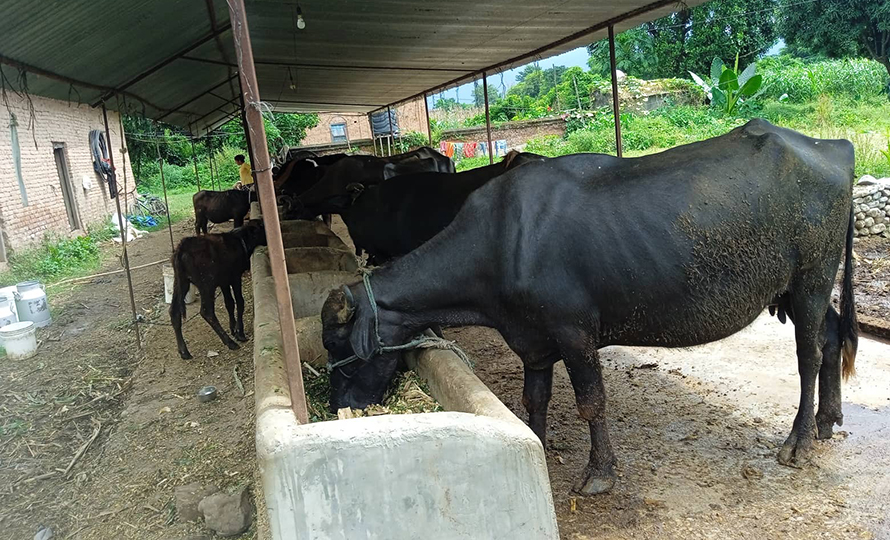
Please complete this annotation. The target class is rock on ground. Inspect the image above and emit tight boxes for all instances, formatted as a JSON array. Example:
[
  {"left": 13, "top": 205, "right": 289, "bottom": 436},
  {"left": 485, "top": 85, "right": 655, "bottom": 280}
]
[
  {"left": 198, "top": 485, "right": 254, "bottom": 537},
  {"left": 175, "top": 483, "right": 220, "bottom": 523}
]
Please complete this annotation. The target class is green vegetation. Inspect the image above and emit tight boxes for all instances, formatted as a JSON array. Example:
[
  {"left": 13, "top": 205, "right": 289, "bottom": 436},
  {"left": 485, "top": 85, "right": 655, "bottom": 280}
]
[
  {"left": 0, "top": 220, "right": 117, "bottom": 285},
  {"left": 690, "top": 55, "right": 765, "bottom": 115}
]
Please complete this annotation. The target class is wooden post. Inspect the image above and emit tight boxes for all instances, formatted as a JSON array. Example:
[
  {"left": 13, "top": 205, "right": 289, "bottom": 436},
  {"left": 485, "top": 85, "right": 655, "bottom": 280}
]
[
  {"left": 207, "top": 135, "right": 216, "bottom": 190},
  {"left": 228, "top": 0, "right": 309, "bottom": 424},
  {"left": 572, "top": 75, "right": 582, "bottom": 110},
  {"left": 608, "top": 24, "right": 623, "bottom": 158},
  {"left": 483, "top": 72, "right": 494, "bottom": 165},
  {"left": 155, "top": 139, "right": 176, "bottom": 253},
  {"left": 102, "top": 103, "right": 141, "bottom": 350},
  {"left": 424, "top": 93, "right": 433, "bottom": 146}
]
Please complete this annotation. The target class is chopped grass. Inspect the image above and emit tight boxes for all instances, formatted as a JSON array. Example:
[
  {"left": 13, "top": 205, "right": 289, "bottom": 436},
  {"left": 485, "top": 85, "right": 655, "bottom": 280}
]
[{"left": 303, "top": 366, "right": 442, "bottom": 423}]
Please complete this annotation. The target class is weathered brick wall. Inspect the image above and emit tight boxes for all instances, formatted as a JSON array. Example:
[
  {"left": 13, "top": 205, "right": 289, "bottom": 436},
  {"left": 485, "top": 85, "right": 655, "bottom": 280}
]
[
  {"left": 0, "top": 93, "right": 133, "bottom": 255},
  {"left": 440, "top": 117, "right": 566, "bottom": 149},
  {"left": 301, "top": 97, "right": 429, "bottom": 146}
]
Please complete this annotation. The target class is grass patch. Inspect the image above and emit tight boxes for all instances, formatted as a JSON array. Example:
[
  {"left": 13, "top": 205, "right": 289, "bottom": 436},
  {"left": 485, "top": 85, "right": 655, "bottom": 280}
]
[
  {"left": 0, "top": 221, "right": 117, "bottom": 285},
  {"left": 137, "top": 190, "right": 197, "bottom": 232}
]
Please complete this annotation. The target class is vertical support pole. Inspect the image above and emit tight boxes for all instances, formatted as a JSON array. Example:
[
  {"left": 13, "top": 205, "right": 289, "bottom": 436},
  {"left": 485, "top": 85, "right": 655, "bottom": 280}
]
[
  {"left": 424, "top": 92, "right": 433, "bottom": 146},
  {"left": 239, "top": 86, "right": 257, "bottom": 169},
  {"left": 228, "top": 0, "right": 309, "bottom": 425},
  {"left": 483, "top": 72, "right": 494, "bottom": 165},
  {"left": 572, "top": 75, "right": 582, "bottom": 110},
  {"left": 387, "top": 105, "right": 394, "bottom": 156},
  {"left": 102, "top": 103, "right": 141, "bottom": 350},
  {"left": 155, "top": 139, "right": 176, "bottom": 254},
  {"left": 608, "top": 24, "right": 623, "bottom": 158},
  {"left": 207, "top": 135, "right": 216, "bottom": 190},
  {"left": 191, "top": 138, "right": 202, "bottom": 192},
  {"left": 117, "top": 113, "right": 130, "bottom": 221}
]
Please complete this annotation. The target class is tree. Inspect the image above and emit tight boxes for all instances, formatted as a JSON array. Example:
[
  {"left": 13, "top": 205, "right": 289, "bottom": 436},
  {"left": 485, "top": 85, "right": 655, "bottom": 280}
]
[
  {"left": 588, "top": 0, "right": 779, "bottom": 80},
  {"left": 508, "top": 65, "right": 568, "bottom": 99},
  {"left": 473, "top": 83, "right": 501, "bottom": 107},
  {"left": 782, "top": 0, "right": 890, "bottom": 76},
  {"left": 219, "top": 112, "right": 319, "bottom": 154}
]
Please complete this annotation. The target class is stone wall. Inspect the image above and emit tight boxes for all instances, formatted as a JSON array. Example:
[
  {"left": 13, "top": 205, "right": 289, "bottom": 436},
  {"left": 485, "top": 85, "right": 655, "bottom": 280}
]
[
  {"left": 0, "top": 93, "right": 133, "bottom": 260},
  {"left": 853, "top": 176, "right": 890, "bottom": 237},
  {"left": 440, "top": 117, "right": 566, "bottom": 149}
]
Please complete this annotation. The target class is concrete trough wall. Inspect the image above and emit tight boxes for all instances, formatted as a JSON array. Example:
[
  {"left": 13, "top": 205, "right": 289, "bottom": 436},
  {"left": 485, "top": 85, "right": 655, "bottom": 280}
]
[{"left": 251, "top": 214, "right": 558, "bottom": 539}]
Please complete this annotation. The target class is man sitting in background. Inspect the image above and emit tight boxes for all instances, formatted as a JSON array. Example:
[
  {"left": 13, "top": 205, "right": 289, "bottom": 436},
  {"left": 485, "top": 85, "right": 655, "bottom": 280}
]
[{"left": 234, "top": 154, "right": 256, "bottom": 201}]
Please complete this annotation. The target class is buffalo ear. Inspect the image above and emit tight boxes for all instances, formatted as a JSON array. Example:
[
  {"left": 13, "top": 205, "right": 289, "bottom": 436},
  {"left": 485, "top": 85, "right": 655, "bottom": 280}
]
[
  {"left": 336, "top": 285, "right": 356, "bottom": 324},
  {"left": 345, "top": 183, "right": 365, "bottom": 201},
  {"left": 349, "top": 303, "right": 378, "bottom": 360}
]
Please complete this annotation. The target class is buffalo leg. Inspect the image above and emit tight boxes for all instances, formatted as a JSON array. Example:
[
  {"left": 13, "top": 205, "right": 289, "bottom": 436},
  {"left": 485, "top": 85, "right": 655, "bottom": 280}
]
[
  {"left": 323, "top": 214, "right": 332, "bottom": 228},
  {"left": 195, "top": 212, "right": 207, "bottom": 235},
  {"left": 199, "top": 287, "right": 239, "bottom": 351},
  {"left": 220, "top": 285, "right": 237, "bottom": 337},
  {"left": 234, "top": 215, "right": 245, "bottom": 229},
  {"left": 564, "top": 348, "right": 617, "bottom": 495},
  {"left": 171, "top": 295, "right": 191, "bottom": 360},
  {"left": 232, "top": 278, "right": 248, "bottom": 342},
  {"left": 816, "top": 306, "right": 843, "bottom": 439},
  {"left": 522, "top": 365, "right": 554, "bottom": 444},
  {"left": 778, "top": 285, "right": 829, "bottom": 466}
]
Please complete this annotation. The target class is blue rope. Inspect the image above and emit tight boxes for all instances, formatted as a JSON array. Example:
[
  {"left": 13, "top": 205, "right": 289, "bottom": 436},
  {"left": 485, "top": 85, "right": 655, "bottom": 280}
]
[{"left": 327, "top": 273, "right": 473, "bottom": 372}]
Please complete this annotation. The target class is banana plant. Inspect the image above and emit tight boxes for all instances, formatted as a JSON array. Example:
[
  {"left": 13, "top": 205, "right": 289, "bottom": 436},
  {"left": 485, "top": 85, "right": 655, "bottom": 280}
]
[{"left": 690, "top": 53, "right": 765, "bottom": 115}]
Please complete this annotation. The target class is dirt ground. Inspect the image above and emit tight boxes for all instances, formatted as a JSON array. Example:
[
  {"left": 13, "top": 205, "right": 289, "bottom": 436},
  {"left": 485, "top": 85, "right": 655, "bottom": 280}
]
[
  {"left": 0, "top": 219, "right": 259, "bottom": 539},
  {"left": 853, "top": 237, "right": 890, "bottom": 320}
]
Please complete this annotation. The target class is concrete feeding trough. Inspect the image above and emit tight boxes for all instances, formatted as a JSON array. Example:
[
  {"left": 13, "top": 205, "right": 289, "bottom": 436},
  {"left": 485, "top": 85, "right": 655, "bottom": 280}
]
[{"left": 251, "top": 205, "right": 559, "bottom": 539}]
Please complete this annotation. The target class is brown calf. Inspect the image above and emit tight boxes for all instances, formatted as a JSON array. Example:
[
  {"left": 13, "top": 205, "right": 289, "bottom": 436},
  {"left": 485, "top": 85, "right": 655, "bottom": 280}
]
[{"left": 170, "top": 220, "right": 267, "bottom": 359}]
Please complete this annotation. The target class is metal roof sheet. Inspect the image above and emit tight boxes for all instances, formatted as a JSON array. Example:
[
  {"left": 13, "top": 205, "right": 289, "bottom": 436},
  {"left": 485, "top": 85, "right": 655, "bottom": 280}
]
[{"left": 0, "top": 0, "right": 705, "bottom": 134}]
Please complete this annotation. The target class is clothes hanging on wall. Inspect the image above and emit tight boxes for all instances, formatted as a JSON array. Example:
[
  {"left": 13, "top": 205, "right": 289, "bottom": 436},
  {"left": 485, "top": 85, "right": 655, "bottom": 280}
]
[{"left": 463, "top": 142, "right": 477, "bottom": 158}]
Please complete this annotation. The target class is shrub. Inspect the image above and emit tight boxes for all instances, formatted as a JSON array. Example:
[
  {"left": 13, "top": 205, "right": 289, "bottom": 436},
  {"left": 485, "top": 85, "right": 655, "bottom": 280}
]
[{"left": 758, "top": 56, "right": 888, "bottom": 103}]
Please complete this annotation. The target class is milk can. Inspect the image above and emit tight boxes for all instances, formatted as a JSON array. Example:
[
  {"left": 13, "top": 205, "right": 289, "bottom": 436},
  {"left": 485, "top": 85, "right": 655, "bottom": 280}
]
[
  {"left": 0, "top": 286, "right": 19, "bottom": 319},
  {"left": 14, "top": 281, "right": 52, "bottom": 328},
  {"left": 0, "top": 295, "right": 17, "bottom": 328}
]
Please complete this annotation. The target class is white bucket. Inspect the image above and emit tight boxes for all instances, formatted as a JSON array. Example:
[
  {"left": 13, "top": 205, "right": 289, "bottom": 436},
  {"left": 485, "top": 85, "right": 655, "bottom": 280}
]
[
  {"left": 0, "top": 321, "right": 37, "bottom": 360},
  {"left": 162, "top": 264, "right": 197, "bottom": 304},
  {"left": 0, "top": 286, "right": 19, "bottom": 319}
]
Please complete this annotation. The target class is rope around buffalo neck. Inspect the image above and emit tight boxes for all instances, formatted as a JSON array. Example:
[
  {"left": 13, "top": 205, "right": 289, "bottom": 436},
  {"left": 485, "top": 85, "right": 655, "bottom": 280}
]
[{"left": 326, "top": 273, "right": 473, "bottom": 371}]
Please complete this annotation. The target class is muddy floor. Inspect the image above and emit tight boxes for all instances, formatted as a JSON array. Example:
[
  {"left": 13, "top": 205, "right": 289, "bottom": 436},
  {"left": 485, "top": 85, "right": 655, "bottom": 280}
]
[
  {"left": 0, "top": 219, "right": 259, "bottom": 539},
  {"left": 853, "top": 237, "right": 890, "bottom": 320},
  {"left": 331, "top": 218, "right": 889, "bottom": 539}
]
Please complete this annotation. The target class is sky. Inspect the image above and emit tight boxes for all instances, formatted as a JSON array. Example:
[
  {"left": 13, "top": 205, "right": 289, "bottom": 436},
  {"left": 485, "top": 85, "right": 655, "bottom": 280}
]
[{"left": 427, "top": 39, "right": 786, "bottom": 108}]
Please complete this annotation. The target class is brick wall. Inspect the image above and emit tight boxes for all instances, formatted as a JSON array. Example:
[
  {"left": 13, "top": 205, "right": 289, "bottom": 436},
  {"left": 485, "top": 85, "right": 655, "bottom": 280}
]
[
  {"left": 0, "top": 93, "right": 133, "bottom": 257},
  {"left": 440, "top": 117, "right": 566, "bottom": 149},
  {"left": 301, "top": 97, "right": 429, "bottom": 146}
]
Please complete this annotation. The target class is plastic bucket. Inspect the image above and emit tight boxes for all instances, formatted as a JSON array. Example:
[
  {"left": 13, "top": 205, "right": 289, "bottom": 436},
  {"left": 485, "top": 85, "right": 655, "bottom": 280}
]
[
  {"left": 162, "top": 264, "right": 196, "bottom": 304},
  {"left": 0, "top": 321, "right": 37, "bottom": 360}
]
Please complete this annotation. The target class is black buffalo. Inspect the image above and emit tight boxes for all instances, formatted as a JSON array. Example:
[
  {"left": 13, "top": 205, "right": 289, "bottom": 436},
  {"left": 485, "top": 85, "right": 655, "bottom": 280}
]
[
  {"left": 320, "top": 120, "right": 858, "bottom": 496},
  {"left": 331, "top": 151, "right": 546, "bottom": 264},
  {"left": 282, "top": 147, "right": 454, "bottom": 219},
  {"left": 193, "top": 189, "right": 250, "bottom": 235}
]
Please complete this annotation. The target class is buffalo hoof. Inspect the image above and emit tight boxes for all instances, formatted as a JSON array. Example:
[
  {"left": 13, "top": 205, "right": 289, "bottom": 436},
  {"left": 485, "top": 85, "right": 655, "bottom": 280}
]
[
  {"left": 573, "top": 468, "right": 616, "bottom": 496},
  {"left": 815, "top": 410, "right": 843, "bottom": 440},
  {"left": 179, "top": 350, "right": 193, "bottom": 360},
  {"left": 777, "top": 430, "right": 814, "bottom": 467},
  {"left": 234, "top": 333, "right": 249, "bottom": 343},
  {"left": 226, "top": 341, "right": 240, "bottom": 351}
]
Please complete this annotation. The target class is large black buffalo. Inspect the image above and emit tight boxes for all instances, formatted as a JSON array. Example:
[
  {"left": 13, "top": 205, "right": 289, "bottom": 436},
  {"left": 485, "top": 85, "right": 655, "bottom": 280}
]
[
  {"left": 329, "top": 151, "right": 546, "bottom": 264},
  {"left": 281, "top": 147, "right": 454, "bottom": 219},
  {"left": 320, "top": 120, "right": 858, "bottom": 496}
]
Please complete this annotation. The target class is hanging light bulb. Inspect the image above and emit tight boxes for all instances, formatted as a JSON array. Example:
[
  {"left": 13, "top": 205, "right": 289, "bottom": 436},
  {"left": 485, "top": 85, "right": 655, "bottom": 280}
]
[{"left": 296, "top": 5, "right": 306, "bottom": 30}]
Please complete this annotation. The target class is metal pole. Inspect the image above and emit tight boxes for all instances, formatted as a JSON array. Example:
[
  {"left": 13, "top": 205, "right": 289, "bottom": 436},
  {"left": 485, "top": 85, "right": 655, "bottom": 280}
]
[
  {"left": 228, "top": 0, "right": 309, "bottom": 425},
  {"left": 608, "top": 24, "right": 623, "bottom": 158},
  {"left": 207, "top": 135, "right": 217, "bottom": 190},
  {"left": 423, "top": 93, "right": 433, "bottom": 146},
  {"left": 102, "top": 103, "right": 141, "bottom": 350},
  {"left": 156, "top": 139, "right": 176, "bottom": 253},
  {"left": 483, "top": 72, "right": 494, "bottom": 165},
  {"left": 117, "top": 112, "right": 130, "bottom": 221},
  {"left": 191, "top": 138, "right": 202, "bottom": 192},
  {"left": 239, "top": 87, "right": 257, "bottom": 169},
  {"left": 387, "top": 106, "right": 394, "bottom": 156}
]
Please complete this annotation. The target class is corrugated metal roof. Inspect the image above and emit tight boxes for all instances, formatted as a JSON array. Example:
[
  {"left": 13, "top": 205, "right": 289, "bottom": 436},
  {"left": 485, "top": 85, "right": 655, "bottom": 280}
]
[{"left": 0, "top": 0, "right": 705, "bottom": 134}]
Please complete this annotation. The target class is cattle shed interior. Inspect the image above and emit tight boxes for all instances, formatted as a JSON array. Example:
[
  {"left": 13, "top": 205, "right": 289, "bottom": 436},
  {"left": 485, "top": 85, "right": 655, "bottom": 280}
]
[{"left": 1, "top": 0, "right": 705, "bottom": 134}]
